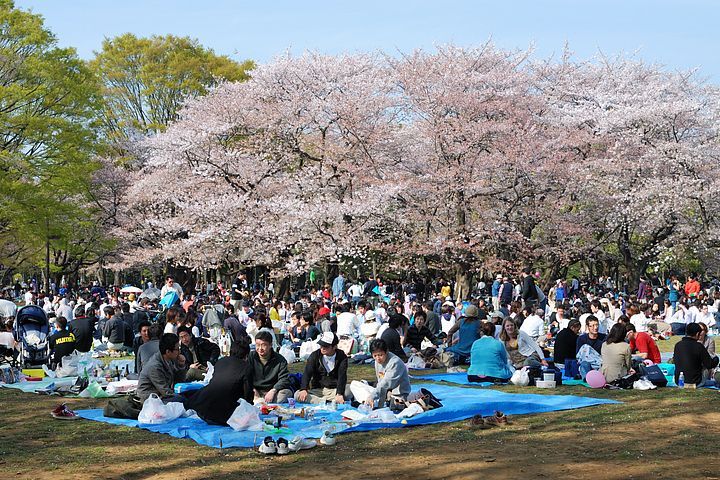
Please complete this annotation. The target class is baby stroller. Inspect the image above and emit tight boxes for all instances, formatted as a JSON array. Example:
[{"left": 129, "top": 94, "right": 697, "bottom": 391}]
[{"left": 13, "top": 305, "right": 50, "bottom": 368}]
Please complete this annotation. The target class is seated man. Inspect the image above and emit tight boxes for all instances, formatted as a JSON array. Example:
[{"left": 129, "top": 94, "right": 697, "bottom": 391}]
[
  {"left": 404, "top": 311, "right": 439, "bottom": 351},
  {"left": 178, "top": 326, "right": 220, "bottom": 381},
  {"left": 248, "top": 330, "right": 292, "bottom": 403},
  {"left": 575, "top": 316, "right": 606, "bottom": 355},
  {"left": 68, "top": 305, "right": 95, "bottom": 353},
  {"left": 295, "top": 332, "right": 349, "bottom": 404},
  {"left": 365, "top": 338, "right": 411, "bottom": 408},
  {"left": 48, "top": 316, "right": 76, "bottom": 369},
  {"left": 103, "top": 306, "right": 128, "bottom": 352},
  {"left": 185, "top": 339, "right": 254, "bottom": 425},
  {"left": 625, "top": 323, "right": 661, "bottom": 365},
  {"left": 553, "top": 319, "right": 581, "bottom": 365},
  {"left": 137, "top": 323, "right": 162, "bottom": 374},
  {"left": 136, "top": 333, "right": 187, "bottom": 403},
  {"left": 674, "top": 322, "right": 719, "bottom": 387}
]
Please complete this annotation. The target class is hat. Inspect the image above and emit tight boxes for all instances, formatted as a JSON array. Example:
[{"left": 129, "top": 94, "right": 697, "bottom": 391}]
[
  {"left": 442, "top": 301, "right": 455, "bottom": 308},
  {"left": 445, "top": 296, "right": 453, "bottom": 302},
  {"left": 317, "top": 332, "right": 338, "bottom": 347},
  {"left": 464, "top": 305, "right": 479, "bottom": 318},
  {"left": 317, "top": 307, "right": 331, "bottom": 316},
  {"left": 365, "top": 311, "right": 377, "bottom": 321},
  {"left": 491, "top": 311, "right": 504, "bottom": 319}
]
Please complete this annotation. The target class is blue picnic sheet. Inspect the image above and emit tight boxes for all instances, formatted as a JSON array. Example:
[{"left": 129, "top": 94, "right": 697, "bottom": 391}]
[
  {"left": 76, "top": 383, "right": 619, "bottom": 449},
  {"left": 411, "top": 372, "right": 495, "bottom": 386},
  {"left": 0, "top": 377, "right": 77, "bottom": 393}
]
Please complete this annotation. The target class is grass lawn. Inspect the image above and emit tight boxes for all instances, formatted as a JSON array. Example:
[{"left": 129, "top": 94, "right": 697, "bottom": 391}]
[{"left": 1, "top": 335, "right": 718, "bottom": 479}]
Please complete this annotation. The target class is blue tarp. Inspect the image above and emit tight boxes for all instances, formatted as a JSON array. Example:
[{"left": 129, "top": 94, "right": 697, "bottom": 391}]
[
  {"left": 76, "top": 383, "right": 619, "bottom": 449},
  {"left": 411, "top": 372, "right": 495, "bottom": 386}
]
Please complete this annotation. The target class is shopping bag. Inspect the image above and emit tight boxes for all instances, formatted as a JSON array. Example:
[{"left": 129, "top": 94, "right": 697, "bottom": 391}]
[
  {"left": 227, "top": 398, "right": 263, "bottom": 431},
  {"left": 279, "top": 344, "right": 297, "bottom": 364},
  {"left": 349, "top": 380, "right": 375, "bottom": 403},
  {"left": 137, "top": 393, "right": 185, "bottom": 425},
  {"left": 510, "top": 367, "right": 529, "bottom": 386}
]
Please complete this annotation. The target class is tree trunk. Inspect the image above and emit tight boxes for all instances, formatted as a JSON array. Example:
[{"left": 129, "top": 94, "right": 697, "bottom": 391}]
[
  {"left": 277, "top": 276, "right": 292, "bottom": 300},
  {"left": 454, "top": 265, "right": 471, "bottom": 301}
]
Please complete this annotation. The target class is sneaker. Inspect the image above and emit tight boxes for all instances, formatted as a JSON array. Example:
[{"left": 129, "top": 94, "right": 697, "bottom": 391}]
[
  {"left": 258, "top": 436, "right": 277, "bottom": 454},
  {"left": 50, "top": 403, "right": 79, "bottom": 420},
  {"left": 288, "top": 435, "right": 317, "bottom": 451},
  {"left": 468, "top": 414, "right": 491, "bottom": 429},
  {"left": 320, "top": 431, "right": 336, "bottom": 446},
  {"left": 276, "top": 437, "right": 290, "bottom": 455}
]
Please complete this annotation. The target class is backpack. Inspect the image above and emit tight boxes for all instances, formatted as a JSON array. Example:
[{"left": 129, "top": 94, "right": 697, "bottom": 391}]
[{"left": 103, "top": 395, "right": 142, "bottom": 420}]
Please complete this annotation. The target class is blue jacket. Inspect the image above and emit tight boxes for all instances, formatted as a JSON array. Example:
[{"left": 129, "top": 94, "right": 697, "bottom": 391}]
[{"left": 468, "top": 336, "right": 513, "bottom": 379}]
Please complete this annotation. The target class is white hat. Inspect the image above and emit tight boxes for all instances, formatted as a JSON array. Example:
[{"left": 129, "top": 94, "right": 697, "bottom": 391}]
[
  {"left": 317, "top": 332, "right": 338, "bottom": 347},
  {"left": 445, "top": 296, "right": 453, "bottom": 302},
  {"left": 443, "top": 301, "right": 455, "bottom": 308},
  {"left": 365, "top": 311, "right": 377, "bottom": 321}
]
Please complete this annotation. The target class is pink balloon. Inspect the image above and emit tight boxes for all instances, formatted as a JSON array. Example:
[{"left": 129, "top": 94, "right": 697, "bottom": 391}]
[{"left": 585, "top": 370, "right": 606, "bottom": 388}]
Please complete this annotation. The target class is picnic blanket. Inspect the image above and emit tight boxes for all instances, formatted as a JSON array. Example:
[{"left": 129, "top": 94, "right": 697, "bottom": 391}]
[
  {"left": 411, "top": 372, "right": 495, "bottom": 386},
  {"left": 76, "top": 383, "right": 619, "bottom": 449},
  {"left": 0, "top": 377, "right": 77, "bottom": 393}
]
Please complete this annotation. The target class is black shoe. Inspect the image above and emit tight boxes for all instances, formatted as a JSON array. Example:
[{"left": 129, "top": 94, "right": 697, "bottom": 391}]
[{"left": 420, "top": 388, "right": 442, "bottom": 403}]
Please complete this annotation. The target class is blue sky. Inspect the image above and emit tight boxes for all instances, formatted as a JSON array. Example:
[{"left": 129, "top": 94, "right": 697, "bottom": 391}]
[{"left": 15, "top": 0, "right": 720, "bottom": 83}]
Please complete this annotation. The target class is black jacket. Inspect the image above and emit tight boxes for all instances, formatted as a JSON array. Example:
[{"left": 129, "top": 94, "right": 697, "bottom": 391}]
[
  {"left": 68, "top": 316, "right": 95, "bottom": 353},
  {"left": 299, "top": 348, "right": 348, "bottom": 395},
  {"left": 522, "top": 275, "right": 538, "bottom": 302},
  {"left": 185, "top": 356, "right": 253, "bottom": 425},
  {"left": 103, "top": 315, "right": 127, "bottom": 344},
  {"left": 674, "top": 336, "right": 719, "bottom": 385},
  {"left": 180, "top": 336, "right": 221, "bottom": 367},
  {"left": 553, "top": 327, "right": 578, "bottom": 365}
]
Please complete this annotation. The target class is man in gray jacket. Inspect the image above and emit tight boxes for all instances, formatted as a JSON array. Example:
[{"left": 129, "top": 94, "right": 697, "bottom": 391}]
[
  {"left": 365, "top": 338, "right": 411, "bottom": 408},
  {"left": 137, "top": 333, "right": 187, "bottom": 403}
]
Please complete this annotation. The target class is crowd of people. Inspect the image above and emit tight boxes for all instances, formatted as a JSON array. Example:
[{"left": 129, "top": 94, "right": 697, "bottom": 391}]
[{"left": 2, "top": 267, "right": 719, "bottom": 428}]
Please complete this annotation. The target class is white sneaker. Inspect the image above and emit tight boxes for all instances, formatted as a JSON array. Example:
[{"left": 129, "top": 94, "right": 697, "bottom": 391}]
[
  {"left": 276, "top": 437, "right": 290, "bottom": 455},
  {"left": 259, "top": 436, "right": 277, "bottom": 454},
  {"left": 288, "top": 435, "right": 317, "bottom": 451},
  {"left": 319, "top": 431, "right": 336, "bottom": 446}
]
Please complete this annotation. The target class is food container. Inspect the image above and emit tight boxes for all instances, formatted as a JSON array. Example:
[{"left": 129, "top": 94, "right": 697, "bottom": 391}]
[
  {"left": 543, "top": 372, "right": 555, "bottom": 382},
  {"left": 536, "top": 380, "right": 556, "bottom": 389}
]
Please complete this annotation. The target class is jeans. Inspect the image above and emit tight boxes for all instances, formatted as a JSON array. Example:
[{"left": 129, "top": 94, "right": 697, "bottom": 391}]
[{"left": 579, "top": 361, "right": 595, "bottom": 379}]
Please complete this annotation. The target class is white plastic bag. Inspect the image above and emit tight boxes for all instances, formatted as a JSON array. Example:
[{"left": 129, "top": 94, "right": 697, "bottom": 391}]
[
  {"left": 279, "top": 344, "right": 297, "bottom": 364},
  {"left": 510, "top": 366, "right": 529, "bottom": 386},
  {"left": 138, "top": 394, "right": 186, "bottom": 425},
  {"left": 299, "top": 340, "right": 320, "bottom": 360},
  {"left": 349, "top": 380, "right": 375, "bottom": 403},
  {"left": 227, "top": 398, "right": 263, "bottom": 431},
  {"left": 202, "top": 362, "right": 214, "bottom": 383},
  {"left": 405, "top": 354, "right": 426, "bottom": 370}
]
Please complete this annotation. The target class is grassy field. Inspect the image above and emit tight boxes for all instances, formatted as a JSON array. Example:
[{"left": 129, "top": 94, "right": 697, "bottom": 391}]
[{"left": 2, "top": 336, "right": 719, "bottom": 480}]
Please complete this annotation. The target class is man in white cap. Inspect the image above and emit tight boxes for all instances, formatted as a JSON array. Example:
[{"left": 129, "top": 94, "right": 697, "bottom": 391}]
[{"left": 294, "top": 332, "right": 349, "bottom": 404}]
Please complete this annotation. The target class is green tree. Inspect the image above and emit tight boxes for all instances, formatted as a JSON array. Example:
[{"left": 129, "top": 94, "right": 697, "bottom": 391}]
[
  {"left": 90, "top": 33, "right": 254, "bottom": 150},
  {"left": 0, "top": 0, "right": 102, "bottom": 287}
]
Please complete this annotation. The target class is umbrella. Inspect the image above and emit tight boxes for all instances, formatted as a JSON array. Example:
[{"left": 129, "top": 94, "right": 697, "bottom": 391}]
[
  {"left": 0, "top": 299, "right": 17, "bottom": 318},
  {"left": 120, "top": 286, "right": 143, "bottom": 294},
  {"left": 139, "top": 287, "right": 161, "bottom": 300}
]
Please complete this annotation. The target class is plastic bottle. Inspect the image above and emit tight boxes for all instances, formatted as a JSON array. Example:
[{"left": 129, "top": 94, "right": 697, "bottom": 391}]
[{"left": 678, "top": 372, "right": 685, "bottom": 388}]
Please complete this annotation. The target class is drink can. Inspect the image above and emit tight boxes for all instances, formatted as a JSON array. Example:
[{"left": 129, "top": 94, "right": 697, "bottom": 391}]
[{"left": 288, "top": 398, "right": 296, "bottom": 408}]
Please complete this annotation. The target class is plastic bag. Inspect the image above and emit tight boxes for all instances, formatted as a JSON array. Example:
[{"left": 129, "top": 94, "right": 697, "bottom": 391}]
[
  {"left": 106, "top": 379, "right": 138, "bottom": 395},
  {"left": 510, "top": 366, "right": 529, "bottom": 386},
  {"left": 79, "top": 381, "right": 110, "bottom": 398},
  {"left": 405, "top": 354, "right": 426, "bottom": 370},
  {"left": 137, "top": 394, "right": 185, "bottom": 425},
  {"left": 279, "top": 344, "right": 297, "bottom": 364},
  {"left": 227, "top": 398, "right": 263, "bottom": 431},
  {"left": 202, "top": 362, "right": 214, "bottom": 383},
  {"left": 349, "top": 380, "right": 375, "bottom": 403},
  {"left": 299, "top": 340, "right": 320, "bottom": 360}
]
